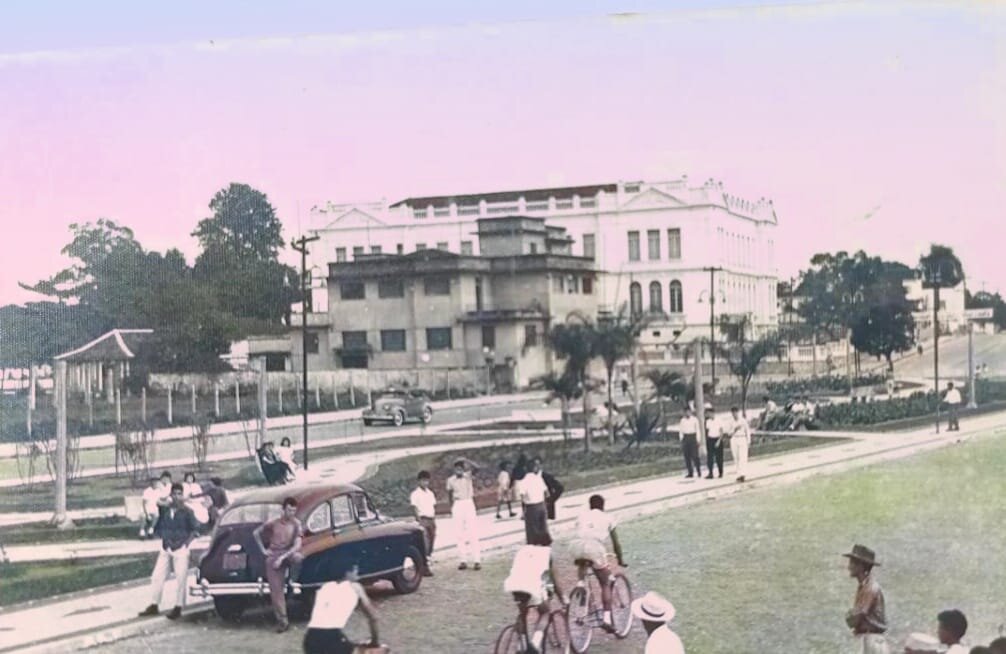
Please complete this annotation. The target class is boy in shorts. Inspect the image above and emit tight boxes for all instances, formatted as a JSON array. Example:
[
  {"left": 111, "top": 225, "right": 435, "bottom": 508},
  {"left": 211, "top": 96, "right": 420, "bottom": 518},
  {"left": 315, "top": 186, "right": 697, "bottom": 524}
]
[
  {"left": 502, "top": 533, "right": 566, "bottom": 654},
  {"left": 568, "top": 494, "right": 626, "bottom": 632}
]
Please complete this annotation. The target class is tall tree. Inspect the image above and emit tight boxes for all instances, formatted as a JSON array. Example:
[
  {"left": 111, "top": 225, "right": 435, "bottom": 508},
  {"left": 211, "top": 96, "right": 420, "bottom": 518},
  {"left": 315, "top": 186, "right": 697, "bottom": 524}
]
[
  {"left": 918, "top": 244, "right": 965, "bottom": 337},
  {"left": 531, "top": 369, "right": 582, "bottom": 441},
  {"left": 546, "top": 320, "right": 597, "bottom": 452},
  {"left": 851, "top": 302, "right": 916, "bottom": 371},
  {"left": 593, "top": 304, "right": 654, "bottom": 445},
  {"left": 717, "top": 332, "right": 782, "bottom": 416},
  {"left": 642, "top": 368, "right": 688, "bottom": 438}
]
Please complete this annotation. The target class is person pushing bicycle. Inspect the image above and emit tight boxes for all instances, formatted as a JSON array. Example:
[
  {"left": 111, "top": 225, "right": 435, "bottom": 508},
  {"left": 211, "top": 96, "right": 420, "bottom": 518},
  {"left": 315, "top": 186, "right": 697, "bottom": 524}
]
[
  {"left": 502, "top": 531, "right": 567, "bottom": 654},
  {"left": 568, "top": 494, "right": 626, "bottom": 632}
]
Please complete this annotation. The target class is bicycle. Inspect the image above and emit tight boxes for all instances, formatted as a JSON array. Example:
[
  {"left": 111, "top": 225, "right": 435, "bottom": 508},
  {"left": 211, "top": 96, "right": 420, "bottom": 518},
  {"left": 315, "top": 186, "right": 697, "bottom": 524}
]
[
  {"left": 494, "top": 582, "right": 571, "bottom": 654},
  {"left": 565, "top": 554, "right": 633, "bottom": 653}
]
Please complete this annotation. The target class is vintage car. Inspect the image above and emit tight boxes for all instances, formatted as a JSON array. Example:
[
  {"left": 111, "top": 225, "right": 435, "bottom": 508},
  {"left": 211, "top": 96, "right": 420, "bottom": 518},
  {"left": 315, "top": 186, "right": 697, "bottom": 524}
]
[
  {"left": 192, "top": 483, "right": 428, "bottom": 621},
  {"left": 362, "top": 388, "right": 434, "bottom": 427}
]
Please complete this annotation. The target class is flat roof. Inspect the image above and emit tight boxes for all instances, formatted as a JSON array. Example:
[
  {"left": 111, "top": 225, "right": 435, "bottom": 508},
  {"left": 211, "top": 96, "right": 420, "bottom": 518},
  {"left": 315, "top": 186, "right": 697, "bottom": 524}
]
[{"left": 390, "top": 183, "right": 618, "bottom": 209}]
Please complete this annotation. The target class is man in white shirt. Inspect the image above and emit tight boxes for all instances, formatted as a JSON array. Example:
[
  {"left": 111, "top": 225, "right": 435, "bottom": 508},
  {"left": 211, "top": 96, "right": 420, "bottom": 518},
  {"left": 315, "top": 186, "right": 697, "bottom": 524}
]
[
  {"left": 409, "top": 470, "right": 437, "bottom": 577},
  {"left": 569, "top": 494, "right": 626, "bottom": 631},
  {"left": 446, "top": 458, "right": 482, "bottom": 571},
  {"left": 520, "top": 459, "right": 551, "bottom": 546},
  {"left": 704, "top": 407, "right": 725, "bottom": 479},
  {"left": 943, "top": 382, "right": 962, "bottom": 431},
  {"left": 631, "top": 591, "right": 686, "bottom": 654},
  {"left": 502, "top": 544, "right": 566, "bottom": 654},
  {"left": 677, "top": 406, "right": 701, "bottom": 478},
  {"left": 729, "top": 406, "right": 751, "bottom": 483}
]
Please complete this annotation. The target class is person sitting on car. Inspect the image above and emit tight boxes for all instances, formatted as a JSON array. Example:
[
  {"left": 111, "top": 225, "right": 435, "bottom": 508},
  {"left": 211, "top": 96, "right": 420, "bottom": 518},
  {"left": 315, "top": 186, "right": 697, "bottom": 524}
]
[{"left": 303, "top": 564, "right": 381, "bottom": 654}]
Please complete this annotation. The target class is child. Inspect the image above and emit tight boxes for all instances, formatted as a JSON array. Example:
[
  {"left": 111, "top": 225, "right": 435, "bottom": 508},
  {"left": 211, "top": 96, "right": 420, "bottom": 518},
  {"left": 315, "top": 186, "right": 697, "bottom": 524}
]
[
  {"left": 409, "top": 471, "right": 437, "bottom": 576},
  {"left": 496, "top": 461, "right": 516, "bottom": 519},
  {"left": 140, "top": 476, "right": 161, "bottom": 538}
]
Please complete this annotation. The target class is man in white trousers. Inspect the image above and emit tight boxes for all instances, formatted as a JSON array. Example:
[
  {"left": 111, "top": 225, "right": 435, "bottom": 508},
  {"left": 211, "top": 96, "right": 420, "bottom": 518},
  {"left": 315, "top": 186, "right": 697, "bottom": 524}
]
[
  {"left": 729, "top": 406, "right": 751, "bottom": 483},
  {"left": 138, "top": 483, "right": 200, "bottom": 619},
  {"left": 446, "top": 458, "right": 482, "bottom": 571}
]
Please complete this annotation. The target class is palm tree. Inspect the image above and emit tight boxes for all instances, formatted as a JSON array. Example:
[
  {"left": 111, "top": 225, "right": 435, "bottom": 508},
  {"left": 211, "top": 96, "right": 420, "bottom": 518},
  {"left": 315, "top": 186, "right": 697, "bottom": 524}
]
[
  {"left": 593, "top": 304, "right": 656, "bottom": 446},
  {"left": 716, "top": 332, "right": 782, "bottom": 416},
  {"left": 530, "top": 369, "right": 582, "bottom": 441},
  {"left": 642, "top": 368, "right": 689, "bottom": 438},
  {"left": 546, "top": 319, "right": 597, "bottom": 452}
]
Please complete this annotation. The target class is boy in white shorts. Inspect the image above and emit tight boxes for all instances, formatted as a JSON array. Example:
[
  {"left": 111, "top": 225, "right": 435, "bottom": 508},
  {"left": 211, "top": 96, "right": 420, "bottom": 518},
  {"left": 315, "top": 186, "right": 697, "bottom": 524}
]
[
  {"left": 502, "top": 534, "right": 566, "bottom": 654},
  {"left": 568, "top": 494, "right": 626, "bottom": 632}
]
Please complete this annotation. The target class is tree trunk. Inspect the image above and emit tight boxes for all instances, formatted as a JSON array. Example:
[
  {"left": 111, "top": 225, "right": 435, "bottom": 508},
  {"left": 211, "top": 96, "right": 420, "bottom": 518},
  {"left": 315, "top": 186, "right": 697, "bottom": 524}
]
[
  {"left": 606, "top": 369, "right": 616, "bottom": 446},
  {"left": 811, "top": 330, "right": 818, "bottom": 377},
  {"left": 560, "top": 397, "right": 570, "bottom": 441},
  {"left": 582, "top": 374, "right": 592, "bottom": 453}
]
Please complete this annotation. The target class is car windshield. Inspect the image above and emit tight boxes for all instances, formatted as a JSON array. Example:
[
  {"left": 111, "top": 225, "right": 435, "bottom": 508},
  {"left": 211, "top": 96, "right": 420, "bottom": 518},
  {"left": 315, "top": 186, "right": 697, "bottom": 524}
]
[{"left": 219, "top": 502, "right": 283, "bottom": 527}]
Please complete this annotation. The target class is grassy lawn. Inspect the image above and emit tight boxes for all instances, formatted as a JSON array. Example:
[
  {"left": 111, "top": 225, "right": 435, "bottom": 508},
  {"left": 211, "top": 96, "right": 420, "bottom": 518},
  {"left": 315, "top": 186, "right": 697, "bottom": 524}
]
[
  {"left": 0, "top": 554, "right": 156, "bottom": 607},
  {"left": 91, "top": 429, "right": 1006, "bottom": 653}
]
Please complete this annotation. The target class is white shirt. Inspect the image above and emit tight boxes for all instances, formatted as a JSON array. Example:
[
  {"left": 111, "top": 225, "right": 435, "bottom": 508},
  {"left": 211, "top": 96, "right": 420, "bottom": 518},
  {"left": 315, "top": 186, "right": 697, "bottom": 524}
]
[
  {"left": 945, "top": 388, "right": 962, "bottom": 405},
  {"left": 497, "top": 470, "right": 511, "bottom": 489},
  {"left": 644, "top": 625, "right": 686, "bottom": 654},
  {"left": 409, "top": 487, "right": 437, "bottom": 518},
  {"left": 575, "top": 508, "right": 616, "bottom": 543},
  {"left": 705, "top": 416, "right": 723, "bottom": 439},
  {"left": 503, "top": 545, "right": 551, "bottom": 595},
  {"left": 731, "top": 416, "right": 751, "bottom": 440},
  {"left": 677, "top": 415, "right": 699, "bottom": 438},
  {"left": 520, "top": 472, "right": 548, "bottom": 504},
  {"left": 276, "top": 445, "right": 297, "bottom": 467},
  {"left": 944, "top": 644, "right": 968, "bottom": 654},
  {"left": 446, "top": 473, "right": 474, "bottom": 502},
  {"left": 308, "top": 581, "right": 359, "bottom": 629},
  {"left": 764, "top": 400, "right": 778, "bottom": 413},
  {"left": 142, "top": 486, "right": 161, "bottom": 515}
]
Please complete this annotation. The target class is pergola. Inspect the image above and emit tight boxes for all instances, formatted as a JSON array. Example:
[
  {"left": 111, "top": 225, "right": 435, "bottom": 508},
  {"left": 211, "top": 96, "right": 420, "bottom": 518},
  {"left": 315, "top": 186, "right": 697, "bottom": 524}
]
[{"left": 54, "top": 329, "right": 153, "bottom": 401}]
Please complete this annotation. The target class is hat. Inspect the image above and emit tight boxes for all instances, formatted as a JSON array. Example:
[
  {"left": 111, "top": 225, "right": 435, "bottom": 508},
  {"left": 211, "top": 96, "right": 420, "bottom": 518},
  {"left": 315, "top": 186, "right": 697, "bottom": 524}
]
[
  {"left": 631, "top": 591, "right": 676, "bottom": 624},
  {"left": 842, "top": 544, "right": 880, "bottom": 567},
  {"left": 904, "top": 633, "right": 939, "bottom": 651}
]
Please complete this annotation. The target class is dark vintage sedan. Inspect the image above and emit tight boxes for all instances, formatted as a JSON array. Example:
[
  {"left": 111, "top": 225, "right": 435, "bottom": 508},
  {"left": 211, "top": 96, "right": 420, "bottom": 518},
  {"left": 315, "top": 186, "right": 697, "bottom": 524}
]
[
  {"left": 362, "top": 388, "right": 434, "bottom": 427},
  {"left": 192, "top": 483, "right": 428, "bottom": 621}
]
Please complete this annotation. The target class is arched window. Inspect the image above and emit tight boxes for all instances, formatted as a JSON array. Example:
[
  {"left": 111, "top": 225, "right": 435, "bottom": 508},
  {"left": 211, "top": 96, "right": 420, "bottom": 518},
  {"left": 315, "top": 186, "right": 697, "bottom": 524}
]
[
  {"left": 629, "top": 282, "right": 643, "bottom": 317},
  {"left": 669, "top": 280, "right": 683, "bottom": 314},
  {"left": 649, "top": 281, "right": 663, "bottom": 313}
]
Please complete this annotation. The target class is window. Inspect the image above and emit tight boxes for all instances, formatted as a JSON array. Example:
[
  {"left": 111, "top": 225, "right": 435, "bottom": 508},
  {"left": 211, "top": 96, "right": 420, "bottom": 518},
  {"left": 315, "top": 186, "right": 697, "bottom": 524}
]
[
  {"left": 668, "top": 229, "right": 681, "bottom": 259},
  {"left": 416, "top": 243, "right": 427, "bottom": 251},
  {"left": 306, "top": 503, "right": 331, "bottom": 533},
  {"left": 529, "top": 243, "right": 538, "bottom": 254},
  {"left": 481, "top": 325, "right": 495, "bottom": 349},
  {"left": 630, "top": 282, "right": 643, "bottom": 317},
  {"left": 424, "top": 276, "right": 451, "bottom": 295},
  {"left": 649, "top": 281, "right": 663, "bottom": 313},
  {"left": 265, "top": 354, "right": 286, "bottom": 372},
  {"left": 552, "top": 275, "right": 565, "bottom": 293},
  {"left": 342, "top": 331, "right": 367, "bottom": 349},
  {"left": 582, "top": 276, "right": 593, "bottom": 294},
  {"left": 335, "top": 247, "right": 347, "bottom": 263},
  {"left": 567, "top": 275, "right": 579, "bottom": 294},
  {"left": 434, "top": 206, "right": 449, "bottom": 217},
  {"left": 396, "top": 243, "right": 404, "bottom": 255},
  {"left": 627, "top": 231, "right": 640, "bottom": 261},
  {"left": 352, "top": 246, "right": 364, "bottom": 259},
  {"left": 436, "top": 242, "right": 449, "bottom": 251},
  {"left": 378, "top": 278, "right": 405, "bottom": 298},
  {"left": 647, "top": 230, "right": 661, "bottom": 260},
  {"left": 305, "top": 332, "right": 319, "bottom": 354},
  {"left": 669, "top": 280, "right": 683, "bottom": 313},
  {"left": 380, "top": 329, "right": 406, "bottom": 352},
  {"left": 460, "top": 240, "right": 473, "bottom": 255},
  {"left": 331, "top": 495, "right": 354, "bottom": 527},
  {"left": 340, "top": 282, "right": 365, "bottom": 300},
  {"left": 524, "top": 324, "right": 538, "bottom": 347},
  {"left": 352, "top": 494, "right": 377, "bottom": 521},
  {"left": 583, "top": 233, "right": 596, "bottom": 260},
  {"left": 371, "top": 245, "right": 382, "bottom": 255},
  {"left": 426, "top": 327, "right": 452, "bottom": 350},
  {"left": 625, "top": 183, "right": 641, "bottom": 193},
  {"left": 413, "top": 207, "right": 428, "bottom": 219}
]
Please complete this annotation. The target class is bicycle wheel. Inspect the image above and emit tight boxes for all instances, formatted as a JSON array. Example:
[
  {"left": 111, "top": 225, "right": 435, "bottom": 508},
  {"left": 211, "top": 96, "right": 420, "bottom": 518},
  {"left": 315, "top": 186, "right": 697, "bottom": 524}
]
[
  {"left": 609, "top": 573, "right": 634, "bottom": 639},
  {"left": 543, "top": 609, "right": 571, "bottom": 653},
  {"left": 565, "top": 586, "right": 593, "bottom": 654},
  {"left": 494, "top": 624, "right": 522, "bottom": 654}
]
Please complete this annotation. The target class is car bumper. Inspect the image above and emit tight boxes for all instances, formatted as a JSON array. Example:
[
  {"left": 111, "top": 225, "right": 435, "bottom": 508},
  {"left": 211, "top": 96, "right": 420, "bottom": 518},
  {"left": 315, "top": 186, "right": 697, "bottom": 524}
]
[
  {"left": 362, "top": 411, "right": 396, "bottom": 421},
  {"left": 190, "top": 579, "right": 311, "bottom": 598}
]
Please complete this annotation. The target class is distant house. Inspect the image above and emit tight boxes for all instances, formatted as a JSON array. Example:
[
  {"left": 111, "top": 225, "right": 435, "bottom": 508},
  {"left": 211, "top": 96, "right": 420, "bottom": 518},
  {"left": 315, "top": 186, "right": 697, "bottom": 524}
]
[{"left": 54, "top": 328, "right": 153, "bottom": 397}]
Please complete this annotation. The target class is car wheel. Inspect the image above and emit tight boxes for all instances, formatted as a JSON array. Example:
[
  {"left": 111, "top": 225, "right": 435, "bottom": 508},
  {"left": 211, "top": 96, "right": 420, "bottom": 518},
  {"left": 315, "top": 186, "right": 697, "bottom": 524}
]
[
  {"left": 392, "top": 410, "right": 405, "bottom": 427},
  {"left": 421, "top": 406, "right": 434, "bottom": 424},
  {"left": 213, "top": 596, "right": 247, "bottom": 622},
  {"left": 363, "top": 419, "right": 373, "bottom": 426},
  {"left": 391, "top": 546, "right": 423, "bottom": 594}
]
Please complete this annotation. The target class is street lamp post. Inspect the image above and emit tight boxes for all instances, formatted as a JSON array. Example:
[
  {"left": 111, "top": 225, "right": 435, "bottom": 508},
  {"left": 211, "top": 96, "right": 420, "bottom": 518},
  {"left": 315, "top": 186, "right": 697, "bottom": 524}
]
[
  {"left": 701, "top": 266, "right": 724, "bottom": 394},
  {"left": 292, "top": 233, "right": 321, "bottom": 469},
  {"left": 842, "top": 291, "right": 864, "bottom": 397}
]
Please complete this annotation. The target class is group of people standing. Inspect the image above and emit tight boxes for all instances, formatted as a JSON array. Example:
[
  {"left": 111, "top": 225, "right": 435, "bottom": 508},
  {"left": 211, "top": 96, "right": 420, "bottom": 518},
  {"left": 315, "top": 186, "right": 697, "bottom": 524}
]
[
  {"left": 676, "top": 404, "right": 752, "bottom": 482},
  {"left": 140, "top": 470, "right": 229, "bottom": 539}
]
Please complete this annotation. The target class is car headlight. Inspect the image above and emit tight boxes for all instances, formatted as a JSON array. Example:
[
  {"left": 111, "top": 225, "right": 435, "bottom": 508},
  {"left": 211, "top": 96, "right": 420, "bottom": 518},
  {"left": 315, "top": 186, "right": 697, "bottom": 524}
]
[{"left": 382, "top": 404, "right": 391, "bottom": 411}]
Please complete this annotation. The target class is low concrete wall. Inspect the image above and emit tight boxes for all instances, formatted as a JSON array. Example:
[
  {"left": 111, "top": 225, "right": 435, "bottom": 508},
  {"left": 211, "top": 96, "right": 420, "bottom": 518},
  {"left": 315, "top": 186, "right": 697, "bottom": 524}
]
[{"left": 149, "top": 368, "right": 486, "bottom": 394}]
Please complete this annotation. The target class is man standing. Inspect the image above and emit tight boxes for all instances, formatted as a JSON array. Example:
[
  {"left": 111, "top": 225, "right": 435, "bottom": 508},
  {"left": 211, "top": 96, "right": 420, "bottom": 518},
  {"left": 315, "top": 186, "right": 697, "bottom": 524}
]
[
  {"left": 409, "top": 470, "right": 437, "bottom": 577},
  {"left": 253, "top": 497, "right": 304, "bottom": 632},
  {"left": 704, "top": 406, "right": 725, "bottom": 479},
  {"left": 138, "top": 483, "right": 200, "bottom": 620},
  {"left": 631, "top": 591, "right": 686, "bottom": 653},
  {"left": 943, "top": 382, "right": 962, "bottom": 431},
  {"left": 520, "top": 458, "right": 551, "bottom": 545},
  {"left": 541, "top": 464, "right": 564, "bottom": 521},
  {"left": 496, "top": 461, "right": 515, "bottom": 520},
  {"left": 203, "top": 477, "right": 229, "bottom": 529},
  {"left": 446, "top": 458, "right": 482, "bottom": 571},
  {"left": 677, "top": 406, "right": 701, "bottom": 478},
  {"left": 843, "top": 544, "right": 889, "bottom": 654},
  {"left": 729, "top": 407, "right": 751, "bottom": 483}
]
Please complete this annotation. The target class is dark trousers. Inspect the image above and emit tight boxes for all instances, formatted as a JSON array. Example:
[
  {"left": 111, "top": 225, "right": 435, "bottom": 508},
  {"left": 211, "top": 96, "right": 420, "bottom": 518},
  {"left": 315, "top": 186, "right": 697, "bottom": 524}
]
[
  {"left": 303, "top": 627, "right": 353, "bottom": 654},
  {"left": 418, "top": 516, "right": 436, "bottom": 563},
  {"left": 948, "top": 405, "right": 960, "bottom": 431},
  {"left": 681, "top": 434, "right": 701, "bottom": 476},
  {"left": 523, "top": 502, "right": 550, "bottom": 546},
  {"left": 706, "top": 437, "right": 724, "bottom": 477}
]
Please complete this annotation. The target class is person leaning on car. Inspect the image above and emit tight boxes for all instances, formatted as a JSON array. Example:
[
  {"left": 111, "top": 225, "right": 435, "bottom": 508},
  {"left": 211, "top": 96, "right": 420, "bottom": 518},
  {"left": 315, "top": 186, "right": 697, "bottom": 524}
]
[{"left": 253, "top": 496, "right": 305, "bottom": 633}]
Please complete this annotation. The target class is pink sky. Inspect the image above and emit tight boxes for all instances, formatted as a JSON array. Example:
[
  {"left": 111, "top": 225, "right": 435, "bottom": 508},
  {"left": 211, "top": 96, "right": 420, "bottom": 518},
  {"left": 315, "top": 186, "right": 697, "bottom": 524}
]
[{"left": 2, "top": 2, "right": 1004, "bottom": 305}]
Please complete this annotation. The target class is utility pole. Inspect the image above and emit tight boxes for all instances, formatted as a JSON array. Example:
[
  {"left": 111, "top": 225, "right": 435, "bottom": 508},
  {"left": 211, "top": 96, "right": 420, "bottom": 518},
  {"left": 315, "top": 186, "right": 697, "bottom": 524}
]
[
  {"left": 703, "top": 267, "right": 724, "bottom": 394},
  {"left": 292, "top": 233, "right": 321, "bottom": 470}
]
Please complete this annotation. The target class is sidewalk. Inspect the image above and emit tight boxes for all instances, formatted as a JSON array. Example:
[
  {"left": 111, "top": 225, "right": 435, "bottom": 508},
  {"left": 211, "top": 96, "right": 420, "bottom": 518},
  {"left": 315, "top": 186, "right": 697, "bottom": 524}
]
[{"left": 2, "top": 412, "right": 1004, "bottom": 653}]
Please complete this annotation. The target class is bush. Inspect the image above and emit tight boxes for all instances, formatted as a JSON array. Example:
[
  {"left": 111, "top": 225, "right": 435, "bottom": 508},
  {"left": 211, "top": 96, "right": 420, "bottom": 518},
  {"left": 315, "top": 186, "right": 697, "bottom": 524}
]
[{"left": 765, "top": 374, "right": 886, "bottom": 400}]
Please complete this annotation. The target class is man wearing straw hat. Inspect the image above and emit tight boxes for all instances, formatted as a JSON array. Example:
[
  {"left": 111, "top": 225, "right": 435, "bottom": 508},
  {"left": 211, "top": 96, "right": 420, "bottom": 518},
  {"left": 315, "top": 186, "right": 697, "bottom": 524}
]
[
  {"left": 843, "top": 544, "right": 889, "bottom": 654},
  {"left": 631, "top": 591, "right": 685, "bottom": 653}
]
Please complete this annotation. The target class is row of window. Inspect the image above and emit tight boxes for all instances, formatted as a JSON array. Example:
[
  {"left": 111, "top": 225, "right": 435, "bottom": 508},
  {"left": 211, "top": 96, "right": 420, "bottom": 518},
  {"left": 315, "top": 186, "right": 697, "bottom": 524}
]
[
  {"left": 551, "top": 274, "right": 594, "bottom": 294},
  {"left": 629, "top": 280, "right": 684, "bottom": 315},
  {"left": 411, "top": 197, "right": 596, "bottom": 220},
  {"left": 627, "top": 229, "right": 682, "bottom": 262},
  {"left": 339, "top": 276, "right": 452, "bottom": 300},
  {"left": 336, "top": 241, "right": 475, "bottom": 262},
  {"left": 338, "top": 324, "right": 540, "bottom": 353}
]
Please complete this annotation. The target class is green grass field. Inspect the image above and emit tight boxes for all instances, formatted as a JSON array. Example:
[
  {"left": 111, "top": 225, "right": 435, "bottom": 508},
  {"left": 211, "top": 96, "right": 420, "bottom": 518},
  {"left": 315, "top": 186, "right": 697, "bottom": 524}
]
[{"left": 0, "top": 554, "right": 157, "bottom": 607}]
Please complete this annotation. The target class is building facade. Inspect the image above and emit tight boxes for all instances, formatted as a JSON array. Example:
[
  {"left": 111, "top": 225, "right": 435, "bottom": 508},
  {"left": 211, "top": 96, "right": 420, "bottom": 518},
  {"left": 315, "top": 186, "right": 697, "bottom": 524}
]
[{"left": 304, "top": 178, "right": 780, "bottom": 359}]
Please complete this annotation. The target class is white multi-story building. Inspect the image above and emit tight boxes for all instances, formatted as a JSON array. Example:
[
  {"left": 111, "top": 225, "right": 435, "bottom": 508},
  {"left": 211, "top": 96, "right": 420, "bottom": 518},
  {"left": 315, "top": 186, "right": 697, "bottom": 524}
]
[{"left": 304, "top": 177, "right": 780, "bottom": 353}]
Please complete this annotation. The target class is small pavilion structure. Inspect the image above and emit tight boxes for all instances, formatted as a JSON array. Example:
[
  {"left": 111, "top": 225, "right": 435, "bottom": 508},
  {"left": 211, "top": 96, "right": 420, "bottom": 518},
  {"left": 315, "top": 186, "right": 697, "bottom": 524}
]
[{"left": 54, "top": 329, "right": 153, "bottom": 402}]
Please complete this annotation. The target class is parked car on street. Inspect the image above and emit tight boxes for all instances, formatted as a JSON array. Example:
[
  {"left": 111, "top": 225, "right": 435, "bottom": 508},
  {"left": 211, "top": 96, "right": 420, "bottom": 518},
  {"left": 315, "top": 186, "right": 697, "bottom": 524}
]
[
  {"left": 192, "top": 483, "right": 428, "bottom": 621},
  {"left": 362, "top": 388, "right": 434, "bottom": 427}
]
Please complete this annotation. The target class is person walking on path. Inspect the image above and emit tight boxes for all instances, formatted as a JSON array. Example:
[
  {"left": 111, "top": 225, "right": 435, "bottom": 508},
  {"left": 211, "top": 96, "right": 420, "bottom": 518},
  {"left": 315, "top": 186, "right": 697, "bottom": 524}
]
[
  {"left": 677, "top": 406, "right": 701, "bottom": 478},
  {"left": 496, "top": 461, "right": 516, "bottom": 520},
  {"left": 511, "top": 453, "right": 529, "bottom": 519},
  {"left": 253, "top": 496, "right": 305, "bottom": 632},
  {"left": 138, "top": 483, "right": 200, "bottom": 620},
  {"left": 729, "top": 406, "right": 751, "bottom": 483},
  {"left": 541, "top": 465, "right": 564, "bottom": 521},
  {"left": 409, "top": 470, "right": 437, "bottom": 576},
  {"left": 943, "top": 382, "right": 962, "bottom": 431},
  {"left": 619, "top": 370, "right": 629, "bottom": 397},
  {"left": 632, "top": 592, "right": 686, "bottom": 654},
  {"left": 704, "top": 406, "right": 725, "bottom": 479},
  {"left": 303, "top": 565, "right": 381, "bottom": 654},
  {"left": 447, "top": 458, "right": 482, "bottom": 571},
  {"left": 519, "top": 458, "right": 551, "bottom": 546},
  {"left": 843, "top": 544, "right": 889, "bottom": 654}
]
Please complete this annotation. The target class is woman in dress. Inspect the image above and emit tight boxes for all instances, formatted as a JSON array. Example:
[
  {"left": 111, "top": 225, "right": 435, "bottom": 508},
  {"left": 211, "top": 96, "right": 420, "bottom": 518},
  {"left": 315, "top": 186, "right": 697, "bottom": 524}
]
[
  {"left": 182, "top": 472, "right": 210, "bottom": 525},
  {"left": 276, "top": 437, "right": 297, "bottom": 481}
]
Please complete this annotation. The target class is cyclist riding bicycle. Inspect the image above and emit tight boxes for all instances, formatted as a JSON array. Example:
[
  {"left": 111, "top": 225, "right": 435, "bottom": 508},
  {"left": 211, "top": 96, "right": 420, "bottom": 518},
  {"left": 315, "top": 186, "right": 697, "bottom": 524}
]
[
  {"left": 568, "top": 494, "right": 626, "bottom": 633},
  {"left": 503, "top": 535, "right": 567, "bottom": 654}
]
